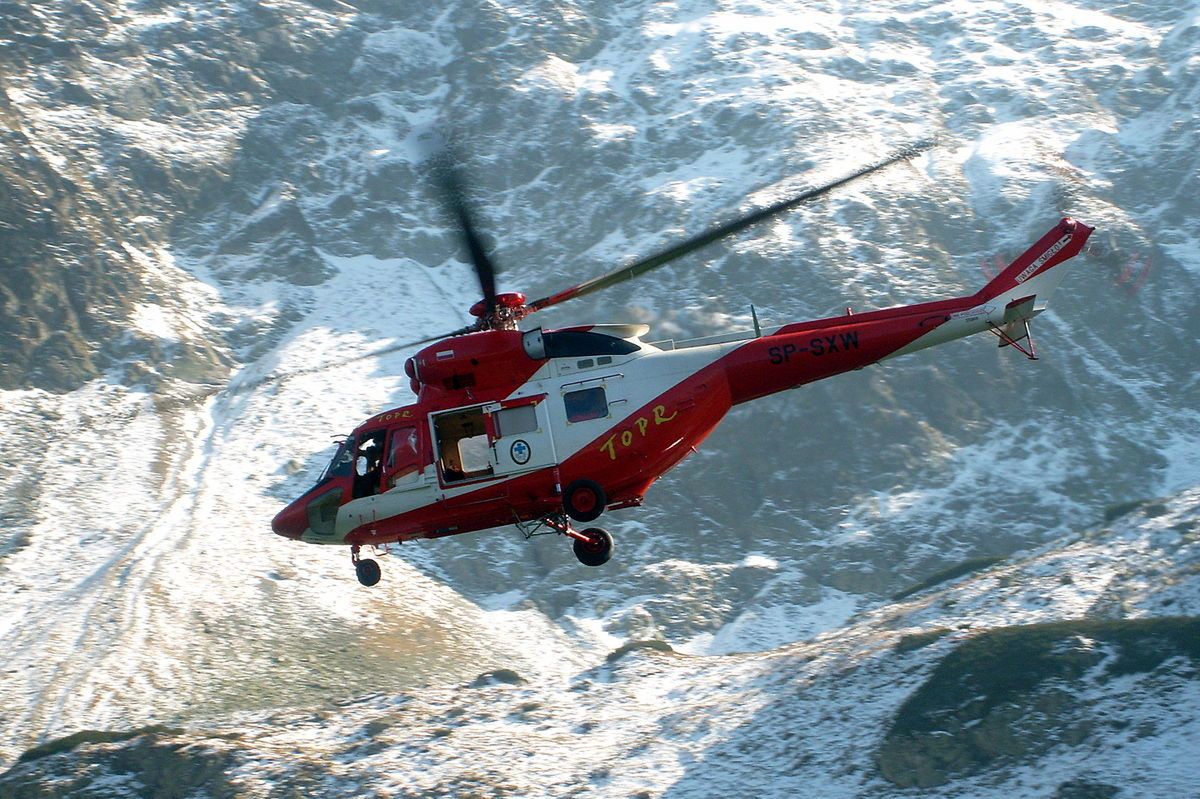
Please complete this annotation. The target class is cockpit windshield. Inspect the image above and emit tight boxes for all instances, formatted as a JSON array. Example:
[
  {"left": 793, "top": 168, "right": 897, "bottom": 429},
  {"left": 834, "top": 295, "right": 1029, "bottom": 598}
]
[{"left": 320, "top": 436, "right": 356, "bottom": 482}]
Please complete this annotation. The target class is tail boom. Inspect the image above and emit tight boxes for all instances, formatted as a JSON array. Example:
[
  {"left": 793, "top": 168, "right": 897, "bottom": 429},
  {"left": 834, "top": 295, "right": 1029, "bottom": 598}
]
[
  {"left": 716, "top": 218, "right": 1093, "bottom": 404},
  {"left": 880, "top": 216, "right": 1093, "bottom": 362}
]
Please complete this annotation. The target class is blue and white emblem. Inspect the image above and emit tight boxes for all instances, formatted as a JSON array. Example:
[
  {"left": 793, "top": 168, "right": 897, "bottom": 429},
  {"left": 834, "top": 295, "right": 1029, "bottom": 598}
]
[{"left": 510, "top": 439, "right": 532, "bottom": 465}]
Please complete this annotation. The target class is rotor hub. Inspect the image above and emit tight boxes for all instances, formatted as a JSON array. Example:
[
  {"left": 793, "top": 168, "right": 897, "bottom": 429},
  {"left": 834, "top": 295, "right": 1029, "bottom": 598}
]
[
  {"left": 470, "top": 291, "right": 529, "bottom": 331},
  {"left": 469, "top": 291, "right": 527, "bottom": 317}
]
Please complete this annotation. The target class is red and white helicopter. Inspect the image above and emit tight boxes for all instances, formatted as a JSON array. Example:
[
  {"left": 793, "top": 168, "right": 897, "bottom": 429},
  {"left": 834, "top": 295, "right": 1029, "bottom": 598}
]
[{"left": 270, "top": 141, "right": 1094, "bottom": 585}]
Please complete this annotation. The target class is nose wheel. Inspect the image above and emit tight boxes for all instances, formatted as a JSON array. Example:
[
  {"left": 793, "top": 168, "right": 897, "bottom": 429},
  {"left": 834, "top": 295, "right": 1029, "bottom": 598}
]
[{"left": 351, "top": 545, "right": 381, "bottom": 587}]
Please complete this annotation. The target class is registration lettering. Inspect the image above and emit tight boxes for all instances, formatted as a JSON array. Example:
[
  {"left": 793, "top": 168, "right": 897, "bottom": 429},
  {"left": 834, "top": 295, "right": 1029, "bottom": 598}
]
[
  {"left": 1014, "top": 233, "right": 1072, "bottom": 284},
  {"left": 768, "top": 331, "right": 859, "bottom": 364}
]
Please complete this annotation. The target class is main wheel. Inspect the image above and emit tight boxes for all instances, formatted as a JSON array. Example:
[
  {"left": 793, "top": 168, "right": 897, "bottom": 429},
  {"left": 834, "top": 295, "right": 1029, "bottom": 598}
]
[
  {"left": 355, "top": 558, "right": 382, "bottom": 587},
  {"left": 564, "top": 479, "right": 607, "bottom": 523},
  {"left": 573, "top": 527, "right": 614, "bottom": 567}
]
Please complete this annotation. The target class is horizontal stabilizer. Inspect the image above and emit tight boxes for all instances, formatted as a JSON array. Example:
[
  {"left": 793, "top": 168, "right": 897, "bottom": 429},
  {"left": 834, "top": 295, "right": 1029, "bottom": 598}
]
[
  {"left": 1003, "top": 295, "right": 1037, "bottom": 324},
  {"left": 989, "top": 301, "right": 1038, "bottom": 357}
]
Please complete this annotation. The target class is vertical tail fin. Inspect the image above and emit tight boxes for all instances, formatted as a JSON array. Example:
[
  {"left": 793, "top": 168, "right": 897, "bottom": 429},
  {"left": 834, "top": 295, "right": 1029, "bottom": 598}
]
[
  {"left": 976, "top": 217, "right": 1094, "bottom": 305},
  {"left": 974, "top": 217, "right": 1094, "bottom": 359}
]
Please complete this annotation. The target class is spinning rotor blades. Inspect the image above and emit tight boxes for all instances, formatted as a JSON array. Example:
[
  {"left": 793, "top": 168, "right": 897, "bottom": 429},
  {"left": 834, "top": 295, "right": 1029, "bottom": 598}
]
[
  {"left": 239, "top": 138, "right": 935, "bottom": 392},
  {"left": 439, "top": 166, "right": 499, "bottom": 318},
  {"left": 528, "top": 138, "right": 936, "bottom": 312}
]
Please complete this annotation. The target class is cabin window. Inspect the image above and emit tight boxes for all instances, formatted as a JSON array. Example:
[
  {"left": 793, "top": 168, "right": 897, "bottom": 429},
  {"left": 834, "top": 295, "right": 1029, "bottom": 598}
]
[
  {"left": 385, "top": 425, "right": 421, "bottom": 488},
  {"left": 564, "top": 387, "right": 608, "bottom": 423},
  {"left": 433, "top": 408, "right": 494, "bottom": 483},
  {"left": 495, "top": 405, "right": 538, "bottom": 438}
]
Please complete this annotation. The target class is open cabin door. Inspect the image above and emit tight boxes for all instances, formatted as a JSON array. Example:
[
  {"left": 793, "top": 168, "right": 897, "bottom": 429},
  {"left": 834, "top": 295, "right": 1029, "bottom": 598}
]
[
  {"left": 429, "top": 398, "right": 558, "bottom": 516},
  {"left": 484, "top": 395, "right": 558, "bottom": 477}
]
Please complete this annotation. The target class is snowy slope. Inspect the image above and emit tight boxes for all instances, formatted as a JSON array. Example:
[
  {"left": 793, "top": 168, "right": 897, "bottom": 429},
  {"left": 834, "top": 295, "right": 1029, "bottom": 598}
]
[
  {"left": 1, "top": 0, "right": 1199, "bottom": 791},
  {"left": 4, "top": 487, "right": 1197, "bottom": 797}
]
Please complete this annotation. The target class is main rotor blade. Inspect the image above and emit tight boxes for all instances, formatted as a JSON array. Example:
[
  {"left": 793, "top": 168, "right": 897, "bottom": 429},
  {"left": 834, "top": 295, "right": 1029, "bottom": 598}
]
[
  {"left": 440, "top": 165, "right": 499, "bottom": 316},
  {"left": 229, "top": 325, "right": 476, "bottom": 395},
  {"left": 527, "top": 138, "right": 936, "bottom": 312}
]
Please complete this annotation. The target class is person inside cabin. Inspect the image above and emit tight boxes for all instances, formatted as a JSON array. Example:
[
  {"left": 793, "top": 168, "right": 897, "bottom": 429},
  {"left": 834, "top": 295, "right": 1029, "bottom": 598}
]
[
  {"left": 353, "top": 431, "right": 385, "bottom": 497},
  {"left": 440, "top": 441, "right": 466, "bottom": 482}
]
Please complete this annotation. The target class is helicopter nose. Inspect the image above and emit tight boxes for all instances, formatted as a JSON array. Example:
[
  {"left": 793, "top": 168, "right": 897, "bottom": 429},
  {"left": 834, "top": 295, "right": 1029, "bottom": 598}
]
[{"left": 271, "top": 500, "right": 309, "bottom": 540}]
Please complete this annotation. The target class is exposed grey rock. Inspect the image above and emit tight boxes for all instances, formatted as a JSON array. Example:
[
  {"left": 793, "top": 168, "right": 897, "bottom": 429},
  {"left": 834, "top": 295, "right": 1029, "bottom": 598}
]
[
  {"left": 0, "top": 727, "right": 237, "bottom": 799},
  {"left": 877, "top": 618, "right": 1200, "bottom": 788}
]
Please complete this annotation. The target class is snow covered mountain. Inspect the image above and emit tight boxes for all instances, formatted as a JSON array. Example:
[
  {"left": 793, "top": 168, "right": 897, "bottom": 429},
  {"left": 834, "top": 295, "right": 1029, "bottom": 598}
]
[{"left": 1, "top": 0, "right": 1198, "bottom": 794}]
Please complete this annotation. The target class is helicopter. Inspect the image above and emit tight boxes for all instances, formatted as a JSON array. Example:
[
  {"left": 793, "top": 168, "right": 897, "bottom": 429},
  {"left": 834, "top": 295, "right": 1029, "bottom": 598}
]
[{"left": 270, "top": 140, "right": 1094, "bottom": 586}]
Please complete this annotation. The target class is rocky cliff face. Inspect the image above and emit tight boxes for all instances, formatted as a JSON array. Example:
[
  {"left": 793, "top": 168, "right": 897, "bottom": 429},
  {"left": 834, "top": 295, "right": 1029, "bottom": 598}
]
[
  {"left": 0, "top": 0, "right": 374, "bottom": 390},
  {"left": 879, "top": 617, "right": 1200, "bottom": 788}
]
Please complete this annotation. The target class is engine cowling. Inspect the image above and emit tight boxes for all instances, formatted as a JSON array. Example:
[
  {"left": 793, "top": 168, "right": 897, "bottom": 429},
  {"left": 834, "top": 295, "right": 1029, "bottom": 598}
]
[{"left": 412, "top": 330, "right": 542, "bottom": 396}]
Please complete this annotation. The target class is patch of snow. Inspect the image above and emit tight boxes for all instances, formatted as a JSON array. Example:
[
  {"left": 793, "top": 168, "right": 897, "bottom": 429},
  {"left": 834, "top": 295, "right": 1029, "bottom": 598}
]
[
  {"left": 680, "top": 587, "right": 860, "bottom": 655},
  {"left": 130, "top": 303, "right": 180, "bottom": 342},
  {"left": 1160, "top": 420, "right": 1200, "bottom": 493}
]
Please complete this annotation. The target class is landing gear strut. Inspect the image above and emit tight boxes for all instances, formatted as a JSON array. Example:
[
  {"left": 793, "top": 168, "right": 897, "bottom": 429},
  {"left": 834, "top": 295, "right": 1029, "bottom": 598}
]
[
  {"left": 516, "top": 513, "right": 615, "bottom": 567},
  {"left": 351, "top": 544, "right": 381, "bottom": 587}
]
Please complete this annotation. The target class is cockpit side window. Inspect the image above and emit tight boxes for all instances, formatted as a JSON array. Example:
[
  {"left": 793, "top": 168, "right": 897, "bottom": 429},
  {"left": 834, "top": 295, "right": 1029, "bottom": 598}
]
[
  {"left": 352, "top": 429, "right": 386, "bottom": 499},
  {"left": 322, "top": 436, "right": 356, "bottom": 482}
]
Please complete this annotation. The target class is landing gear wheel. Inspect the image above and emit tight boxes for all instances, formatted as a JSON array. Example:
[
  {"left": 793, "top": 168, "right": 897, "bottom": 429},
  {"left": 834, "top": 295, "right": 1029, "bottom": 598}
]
[
  {"left": 572, "top": 527, "right": 614, "bottom": 567},
  {"left": 564, "top": 479, "right": 607, "bottom": 523},
  {"left": 355, "top": 558, "right": 381, "bottom": 587}
]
